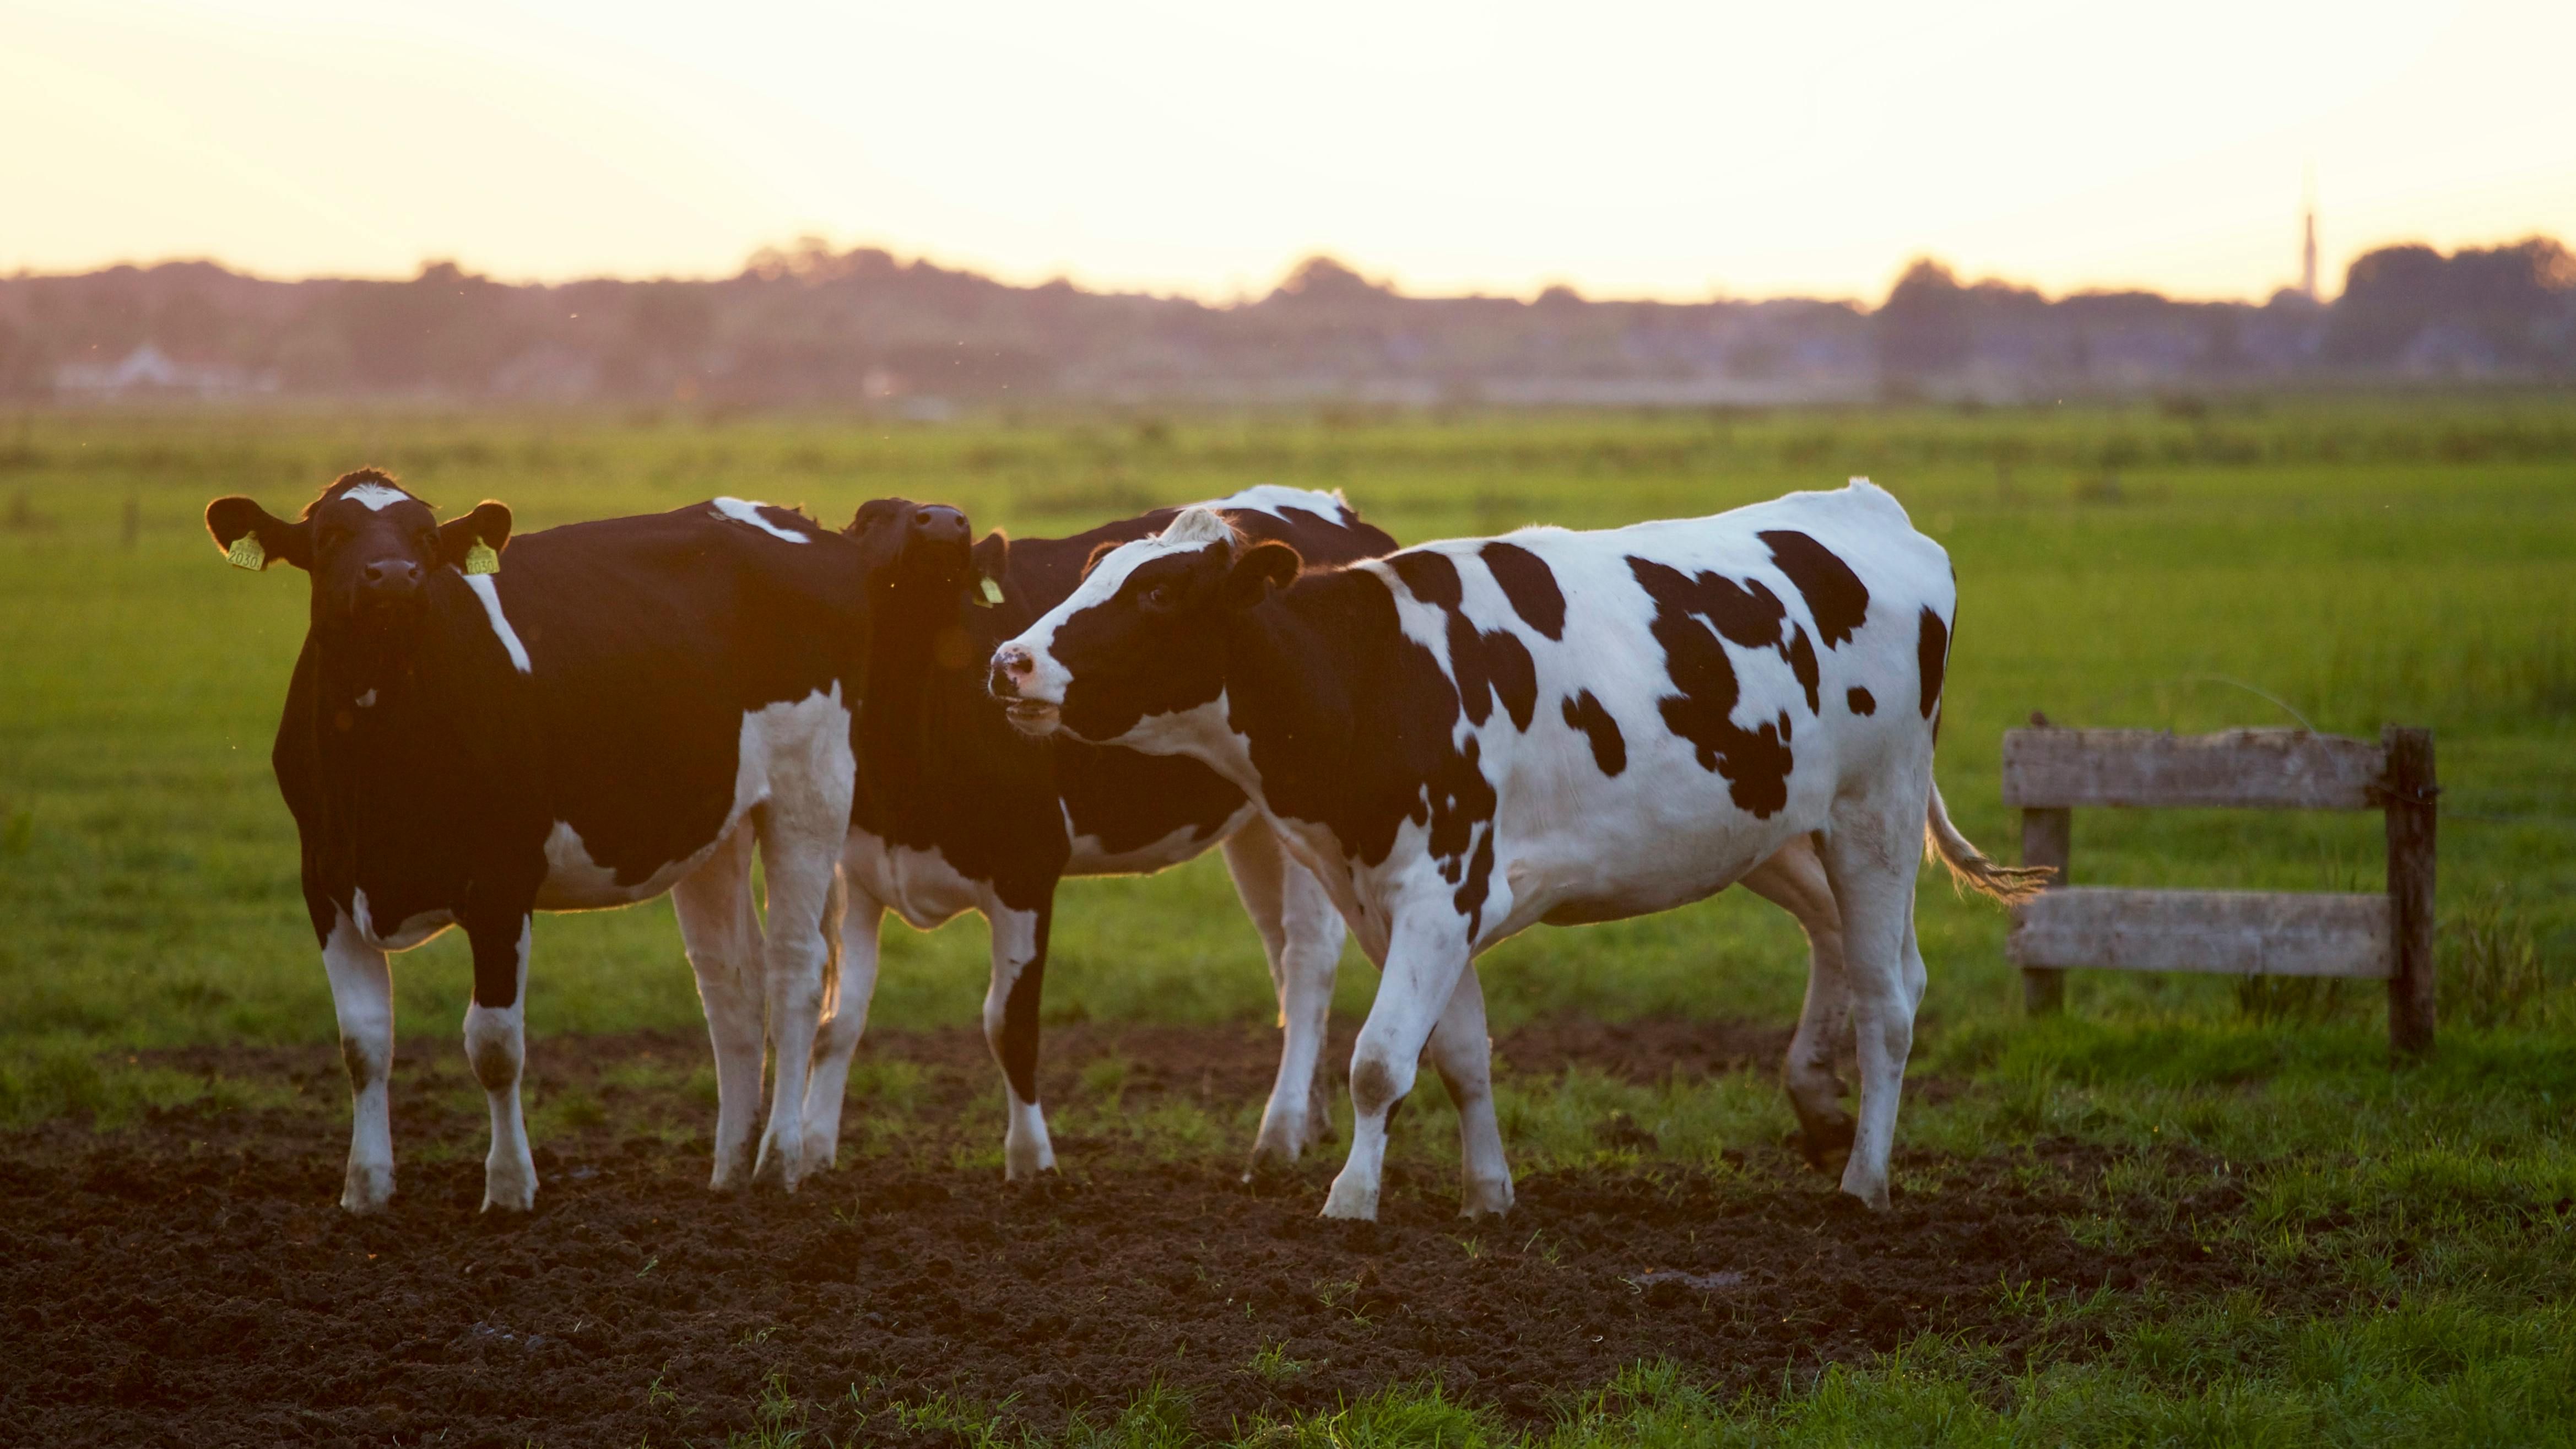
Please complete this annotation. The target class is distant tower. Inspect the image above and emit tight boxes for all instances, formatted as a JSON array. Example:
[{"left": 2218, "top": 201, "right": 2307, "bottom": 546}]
[{"left": 2299, "top": 170, "right": 2320, "bottom": 302}]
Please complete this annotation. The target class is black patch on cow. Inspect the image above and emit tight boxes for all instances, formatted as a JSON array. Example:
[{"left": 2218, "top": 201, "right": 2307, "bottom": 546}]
[
  {"left": 995, "top": 908, "right": 1052, "bottom": 1102},
  {"left": 1561, "top": 690, "right": 1626, "bottom": 777},
  {"left": 1392, "top": 549, "right": 1539, "bottom": 732},
  {"left": 1784, "top": 623, "right": 1820, "bottom": 714},
  {"left": 1917, "top": 606, "right": 1949, "bottom": 721},
  {"left": 1847, "top": 685, "right": 1876, "bottom": 715},
  {"left": 1626, "top": 557, "right": 1795, "bottom": 818},
  {"left": 1480, "top": 542, "right": 1566, "bottom": 641},
  {"left": 1760, "top": 529, "right": 1870, "bottom": 648}
]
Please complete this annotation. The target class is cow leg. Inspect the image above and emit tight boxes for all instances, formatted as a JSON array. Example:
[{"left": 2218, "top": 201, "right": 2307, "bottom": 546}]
[
  {"left": 672, "top": 824, "right": 766, "bottom": 1191},
  {"left": 749, "top": 811, "right": 842, "bottom": 1193},
  {"left": 800, "top": 879, "right": 885, "bottom": 1172},
  {"left": 982, "top": 902, "right": 1058, "bottom": 1180},
  {"left": 1739, "top": 835, "right": 1856, "bottom": 1177},
  {"left": 1323, "top": 907, "right": 1471, "bottom": 1221},
  {"left": 322, "top": 912, "right": 397, "bottom": 1213},
  {"left": 1817, "top": 790, "right": 1928, "bottom": 1212},
  {"left": 1223, "top": 822, "right": 1345, "bottom": 1171},
  {"left": 463, "top": 917, "right": 537, "bottom": 1213},
  {"left": 1424, "top": 963, "right": 1513, "bottom": 1217}
]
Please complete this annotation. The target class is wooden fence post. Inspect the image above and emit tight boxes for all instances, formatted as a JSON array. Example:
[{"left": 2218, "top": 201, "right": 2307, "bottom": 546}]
[
  {"left": 2020, "top": 807, "right": 2070, "bottom": 1015},
  {"left": 2383, "top": 726, "right": 2437, "bottom": 1059}
]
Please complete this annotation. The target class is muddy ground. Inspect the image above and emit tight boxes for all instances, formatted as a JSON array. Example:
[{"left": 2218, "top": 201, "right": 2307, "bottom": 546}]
[{"left": 2, "top": 1020, "right": 2252, "bottom": 1447}]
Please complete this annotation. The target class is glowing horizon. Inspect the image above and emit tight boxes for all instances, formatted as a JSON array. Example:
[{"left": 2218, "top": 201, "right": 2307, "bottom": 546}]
[{"left": 6, "top": 0, "right": 2571, "bottom": 305}]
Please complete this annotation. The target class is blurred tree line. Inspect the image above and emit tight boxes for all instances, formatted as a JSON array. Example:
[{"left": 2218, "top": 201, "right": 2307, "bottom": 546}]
[{"left": 3, "top": 236, "right": 2568, "bottom": 406}]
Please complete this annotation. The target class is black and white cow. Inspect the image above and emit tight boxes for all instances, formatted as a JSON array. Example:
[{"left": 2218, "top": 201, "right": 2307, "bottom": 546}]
[
  {"left": 207, "top": 471, "right": 880, "bottom": 1212},
  {"left": 990, "top": 479, "right": 2045, "bottom": 1218},
  {"left": 796, "top": 486, "right": 1398, "bottom": 1178}
]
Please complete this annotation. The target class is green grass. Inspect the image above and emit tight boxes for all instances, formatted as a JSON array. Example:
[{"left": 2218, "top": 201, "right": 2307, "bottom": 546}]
[{"left": 4, "top": 397, "right": 2572, "bottom": 1445}]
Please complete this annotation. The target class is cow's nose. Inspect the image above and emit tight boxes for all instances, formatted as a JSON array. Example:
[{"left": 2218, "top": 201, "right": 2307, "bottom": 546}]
[
  {"left": 362, "top": 559, "right": 421, "bottom": 591},
  {"left": 989, "top": 645, "right": 1035, "bottom": 698},
  {"left": 914, "top": 506, "right": 967, "bottom": 544}
]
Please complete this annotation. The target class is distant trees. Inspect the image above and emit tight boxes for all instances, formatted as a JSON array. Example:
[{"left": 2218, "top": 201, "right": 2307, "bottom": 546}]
[{"left": 2326, "top": 237, "right": 2575, "bottom": 374}]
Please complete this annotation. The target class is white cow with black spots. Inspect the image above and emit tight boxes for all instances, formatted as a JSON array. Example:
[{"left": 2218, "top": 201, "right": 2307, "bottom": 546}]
[{"left": 989, "top": 479, "right": 2044, "bottom": 1218}]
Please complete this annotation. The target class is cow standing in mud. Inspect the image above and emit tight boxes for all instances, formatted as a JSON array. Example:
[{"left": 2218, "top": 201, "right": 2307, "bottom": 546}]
[
  {"left": 800, "top": 488, "right": 1396, "bottom": 1178},
  {"left": 990, "top": 479, "right": 2044, "bottom": 1218},
  {"left": 207, "top": 473, "right": 879, "bottom": 1212}
]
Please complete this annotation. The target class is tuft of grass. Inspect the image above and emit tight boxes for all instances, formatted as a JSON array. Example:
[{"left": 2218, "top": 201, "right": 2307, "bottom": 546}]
[{"left": 2442, "top": 888, "right": 2552, "bottom": 1029}]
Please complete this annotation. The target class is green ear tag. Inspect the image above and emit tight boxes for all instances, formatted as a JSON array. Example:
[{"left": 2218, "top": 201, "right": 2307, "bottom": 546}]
[
  {"left": 464, "top": 540, "right": 501, "bottom": 576},
  {"left": 975, "top": 575, "right": 1005, "bottom": 606},
  {"left": 225, "top": 533, "right": 264, "bottom": 571}
]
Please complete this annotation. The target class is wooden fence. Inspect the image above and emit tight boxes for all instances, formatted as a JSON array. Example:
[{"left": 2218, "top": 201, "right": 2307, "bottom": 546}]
[{"left": 2001, "top": 722, "right": 2438, "bottom": 1057}]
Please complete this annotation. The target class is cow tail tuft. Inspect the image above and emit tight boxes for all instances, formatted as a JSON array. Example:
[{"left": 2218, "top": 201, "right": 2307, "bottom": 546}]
[
  {"left": 1923, "top": 779, "right": 2054, "bottom": 904},
  {"left": 817, "top": 863, "right": 848, "bottom": 1020}
]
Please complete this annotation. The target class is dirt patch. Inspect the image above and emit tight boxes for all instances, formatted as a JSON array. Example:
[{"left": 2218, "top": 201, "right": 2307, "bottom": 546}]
[{"left": 2, "top": 1023, "right": 2250, "bottom": 1447}]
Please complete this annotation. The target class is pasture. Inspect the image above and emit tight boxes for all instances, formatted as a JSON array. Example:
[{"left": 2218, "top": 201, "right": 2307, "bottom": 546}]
[{"left": 2, "top": 398, "right": 2572, "bottom": 1445}]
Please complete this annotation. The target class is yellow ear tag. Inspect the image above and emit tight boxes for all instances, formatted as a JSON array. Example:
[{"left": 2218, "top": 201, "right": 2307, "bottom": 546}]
[
  {"left": 464, "top": 540, "right": 501, "bottom": 576},
  {"left": 975, "top": 575, "right": 1004, "bottom": 606},
  {"left": 225, "top": 533, "right": 265, "bottom": 571}
]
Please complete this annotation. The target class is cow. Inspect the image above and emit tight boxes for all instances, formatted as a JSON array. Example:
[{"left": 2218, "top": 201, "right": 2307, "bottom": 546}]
[
  {"left": 797, "top": 486, "right": 1399, "bottom": 1179},
  {"left": 988, "top": 479, "right": 2047, "bottom": 1219},
  {"left": 205, "top": 471, "right": 883, "bottom": 1213}
]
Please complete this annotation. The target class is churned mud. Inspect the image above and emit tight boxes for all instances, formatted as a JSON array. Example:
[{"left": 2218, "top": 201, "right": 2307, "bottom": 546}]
[{"left": 2, "top": 1021, "right": 2252, "bottom": 1446}]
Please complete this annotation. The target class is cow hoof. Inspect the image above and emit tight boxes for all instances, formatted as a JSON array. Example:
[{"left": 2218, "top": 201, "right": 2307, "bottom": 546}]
[
  {"left": 750, "top": 1150, "right": 799, "bottom": 1193},
  {"left": 480, "top": 1180, "right": 537, "bottom": 1214},
  {"left": 1458, "top": 1175, "right": 1516, "bottom": 1219},
  {"left": 1003, "top": 1133, "right": 1057, "bottom": 1182},
  {"left": 1837, "top": 1181, "right": 1891, "bottom": 1213},
  {"left": 1319, "top": 1177, "right": 1379, "bottom": 1221},
  {"left": 339, "top": 1166, "right": 394, "bottom": 1215}
]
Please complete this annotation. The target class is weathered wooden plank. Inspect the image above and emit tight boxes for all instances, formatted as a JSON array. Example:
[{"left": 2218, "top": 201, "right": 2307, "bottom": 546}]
[
  {"left": 2001, "top": 728, "right": 2387, "bottom": 811},
  {"left": 2383, "top": 726, "right": 2438, "bottom": 1058},
  {"left": 2007, "top": 888, "right": 2394, "bottom": 978},
  {"left": 2020, "top": 808, "right": 2071, "bottom": 1016}
]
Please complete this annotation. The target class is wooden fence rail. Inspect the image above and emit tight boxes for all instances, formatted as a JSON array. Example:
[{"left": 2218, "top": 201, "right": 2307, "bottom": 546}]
[{"left": 2001, "top": 723, "right": 2437, "bottom": 1058}]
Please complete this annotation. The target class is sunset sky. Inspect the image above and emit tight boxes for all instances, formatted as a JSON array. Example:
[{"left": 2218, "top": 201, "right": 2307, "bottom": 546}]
[{"left": 6, "top": 0, "right": 2571, "bottom": 303}]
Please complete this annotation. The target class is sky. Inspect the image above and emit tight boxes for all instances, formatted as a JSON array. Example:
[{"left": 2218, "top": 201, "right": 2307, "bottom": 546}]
[{"left": 5, "top": 0, "right": 2572, "bottom": 304}]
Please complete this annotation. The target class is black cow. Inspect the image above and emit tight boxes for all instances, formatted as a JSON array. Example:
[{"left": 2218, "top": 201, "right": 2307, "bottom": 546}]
[
  {"left": 795, "top": 486, "right": 1398, "bottom": 1178},
  {"left": 207, "top": 473, "right": 881, "bottom": 1212},
  {"left": 992, "top": 481, "right": 2047, "bottom": 1219}
]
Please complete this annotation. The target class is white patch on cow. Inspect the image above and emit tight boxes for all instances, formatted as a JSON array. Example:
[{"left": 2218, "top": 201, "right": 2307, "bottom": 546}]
[
  {"left": 463, "top": 917, "right": 537, "bottom": 1212},
  {"left": 350, "top": 886, "right": 454, "bottom": 951},
  {"left": 354, "top": 688, "right": 377, "bottom": 709},
  {"left": 1199, "top": 483, "right": 1350, "bottom": 523},
  {"left": 1065, "top": 812, "right": 1250, "bottom": 876},
  {"left": 839, "top": 831, "right": 989, "bottom": 930},
  {"left": 535, "top": 685, "right": 853, "bottom": 912},
  {"left": 462, "top": 574, "right": 533, "bottom": 674},
  {"left": 710, "top": 496, "right": 811, "bottom": 544},
  {"left": 322, "top": 909, "right": 396, "bottom": 1212},
  {"left": 341, "top": 483, "right": 411, "bottom": 511}
]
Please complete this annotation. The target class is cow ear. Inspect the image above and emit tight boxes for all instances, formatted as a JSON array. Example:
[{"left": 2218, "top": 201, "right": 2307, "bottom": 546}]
[
  {"left": 1079, "top": 539, "right": 1119, "bottom": 582},
  {"left": 205, "top": 496, "right": 310, "bottom": 572},
  {"left": 970, "top": 530, "right": 1010, "bottom": 605},
  {"left": 1223, "top": 541, "right": 1301, "bottom": 608},
  {"left": 439, "top": 501, "right": 513, "bottom": 574}
]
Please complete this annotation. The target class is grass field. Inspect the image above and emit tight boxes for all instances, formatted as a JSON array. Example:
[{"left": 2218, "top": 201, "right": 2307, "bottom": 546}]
[{"left": 3, "top": 397, "right": 2573, "bottom": 1445}]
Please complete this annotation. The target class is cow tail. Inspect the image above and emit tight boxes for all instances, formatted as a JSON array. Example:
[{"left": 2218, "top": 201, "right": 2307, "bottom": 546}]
[
  {"left": 1923, "top": 779, "right": 2054, "bottom": 903},
  {"left": 816, "top": 863, "right": 848, "bottom": 1021}
]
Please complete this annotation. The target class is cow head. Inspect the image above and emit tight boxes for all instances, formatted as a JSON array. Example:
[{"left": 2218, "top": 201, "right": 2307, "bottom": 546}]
[
  {"left": 204, "top": 471, "right": 512, "bottom": 648},
  {"left": 843, "top": 496, "right": 1003, "bottom": 673},
  {"left": 989, "top": 506, "right": 1298, "bottom": 743}
]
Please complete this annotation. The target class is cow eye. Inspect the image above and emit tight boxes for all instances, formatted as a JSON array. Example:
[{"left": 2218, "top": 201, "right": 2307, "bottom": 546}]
[{"left": 1140, "top": 583, "right": 1175, "bottom": 611}]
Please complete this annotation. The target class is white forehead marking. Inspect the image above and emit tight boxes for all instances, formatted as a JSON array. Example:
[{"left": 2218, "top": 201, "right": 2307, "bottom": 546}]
[
  {"left": 711, "top": 496, "right": 809, "bottom": 544},
  {"left": 1196, "top": 484, "right": 1347, "bottom": 521},
  {"left": 463, "top": 574, "right": 533, "bottom": 673},
  {"left": 341, "top": 483, "right": 412, "bottom": 511}
]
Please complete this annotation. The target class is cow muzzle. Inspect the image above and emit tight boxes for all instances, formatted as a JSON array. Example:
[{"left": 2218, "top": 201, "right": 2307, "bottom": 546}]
[{"left": 987, "top": 645, "right": 1062, "bottom": 736}]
